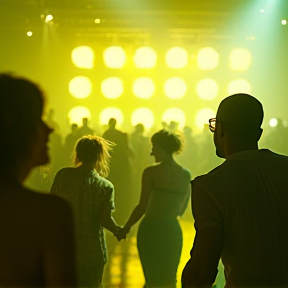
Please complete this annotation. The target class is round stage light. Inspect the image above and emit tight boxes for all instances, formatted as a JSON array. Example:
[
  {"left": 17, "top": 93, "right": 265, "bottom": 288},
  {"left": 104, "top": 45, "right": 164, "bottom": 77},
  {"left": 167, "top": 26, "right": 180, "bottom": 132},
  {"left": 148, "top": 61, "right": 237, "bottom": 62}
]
[
  {"left": 229, "top": 48, "right": 252, "bottom": 71},
  {"left": 227, "top": 79, "right": 252, "bottom": 95},
  {"left": 95, "top": 18, "right": 101, "bottom": 24},
  {"left": 68, "top": 106, "right": 92, "bottom": 126},
  {"left": 165, "top": 47, "right": 188, "bottom": 69},
  {"left": 71, "top": 46, "right": 94, "bottom": 69},
  {"left": 99, "top": 107, "right": 124, "bottom": 127},
  {"left": 281, "top": 20, "right": 287, "bottom": 26},
  {"left": 27, "top": 31, "right": 33, "bottom": 37},
  {"left": 161, "top": 108, "right": 186, "bottom": 129},
  {"left": 103, "top": 46, "right": 127, "bottom": 68},
  {"left": 196, "top": 79, "right": 219, "bottom": 100},
  {"left": 45, "top": 14, "right": 53, "bottom": 23},
  {"left": 195, "top": 108, "right": 216, "bottom": 130},
  {"left": 197, "top": 47, "right": 220, "bottom": 70},
  {"left": 134, "top": 47, "right": 157, "bottom": 69},
  {"left": 69, "top": 76, "right": 92, "bottom": 99},
  {"left": 131, "top": 108, "right": 155, "bottom": 129},
  {"left": 164, "top": 78, "right": 187, "bottom": 100},
  {"left": 132, "top": 77, "right": 155, "bottom": 99},
  {"left": 269, "top": 118, "right": 278, "bottom": 127},
  {"left": 101, "top": 77, "right": 124, "bottom": 99}
]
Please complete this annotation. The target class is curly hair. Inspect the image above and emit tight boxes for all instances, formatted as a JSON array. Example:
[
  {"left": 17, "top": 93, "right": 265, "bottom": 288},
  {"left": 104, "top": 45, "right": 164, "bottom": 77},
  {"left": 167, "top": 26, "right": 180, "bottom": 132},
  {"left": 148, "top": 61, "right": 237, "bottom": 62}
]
[
  {"left": 73, "top": 135, "right": 114, "bottom": 177},
  {"left": 151, "top": 129, "right": 184, "bottom": 155}
]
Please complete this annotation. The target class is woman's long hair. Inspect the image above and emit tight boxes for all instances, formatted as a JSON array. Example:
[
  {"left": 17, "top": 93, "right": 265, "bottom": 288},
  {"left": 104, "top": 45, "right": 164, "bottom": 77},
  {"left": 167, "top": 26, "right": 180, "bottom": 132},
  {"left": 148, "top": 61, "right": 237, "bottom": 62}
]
[{"left": 73, "top": 135, "right": 114, "bottom": 177}]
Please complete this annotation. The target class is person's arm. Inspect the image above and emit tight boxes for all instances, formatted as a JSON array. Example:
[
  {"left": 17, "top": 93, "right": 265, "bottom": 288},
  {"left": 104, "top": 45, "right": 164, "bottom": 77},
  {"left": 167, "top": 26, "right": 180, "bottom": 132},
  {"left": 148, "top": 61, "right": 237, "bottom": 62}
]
[
  {"left": 179, "top": 171, "right": 192, "bottom": 216},
  {"left": 121, "top": 167, "right": 152, "bottom": 234},
  {"left": 182, "top": 182, "right": 223, "bottom": 288},
  {"left": 43, "top": 198, "right": 77, "bottom": 287}
]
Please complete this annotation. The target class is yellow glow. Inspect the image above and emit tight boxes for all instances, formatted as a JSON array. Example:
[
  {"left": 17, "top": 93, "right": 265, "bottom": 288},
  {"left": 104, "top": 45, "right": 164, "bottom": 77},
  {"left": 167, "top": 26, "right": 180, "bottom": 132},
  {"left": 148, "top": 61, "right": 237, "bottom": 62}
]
[
  {"left": 103, "top": 46, "right": 127, "bottom": 68},
  {"left": 99, "top": 107, "right": 124, "bottom": 127},
  {"left": 162, "top": 108, "right": 186, "bottom": 129},
  {"left": 228, "top": 79, "right": 252, "bottom": 95},
  {"left": 27, "top": 31, "right": 33, "bottom": 37},
  {"left": 101, "top": 77, "right": 124, "bottom": 99},
  {"left": 45, "top": 14, "right": 53, "bottom": 23},
  {"left": 164, "top": 78, "right": 187, "bottom": 100},
  {"left": 68, "top": 106, "right": 92, "bottom": 126},
  {"left": 269, "top": 118, "right": 278, "bottom": 127},
  {"left": 197, "top": 47, "right": 220, "bottom": 70},
  {"left": 69, "top": 76, "right": 92, "bottom": 99},
  {"left": 71, "top": 46, "right": 94, "bottom": 69},
  {"left": 196, "top": 79, "right": 219, "bottom": 100},
  {"left": 195, "top": 108, "right": 216, "bottom": 130},
  {"left": 134, "top": 47, "right": 157, "bottom": 69},
  {"left": 95, "top": 18, "right": 101, "bottom": 24},
  {"left": 165, "top": 47, "right": 188, "bottom": 69},
  {"left": 131, "top": 108, "right": 155, "bottom": 129},
  {"left": 229, "top": 48, "right": 252, "bottom": 71},
  {"left": 132, "top": 77, "right": 155, "bottom": 99}
]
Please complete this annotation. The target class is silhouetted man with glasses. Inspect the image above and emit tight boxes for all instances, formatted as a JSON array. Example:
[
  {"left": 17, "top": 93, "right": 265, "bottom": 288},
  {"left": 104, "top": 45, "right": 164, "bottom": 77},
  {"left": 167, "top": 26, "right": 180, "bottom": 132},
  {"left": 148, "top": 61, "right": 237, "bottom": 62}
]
[{"left": 182, "top": 93, "right": 288, "bottom": 288}]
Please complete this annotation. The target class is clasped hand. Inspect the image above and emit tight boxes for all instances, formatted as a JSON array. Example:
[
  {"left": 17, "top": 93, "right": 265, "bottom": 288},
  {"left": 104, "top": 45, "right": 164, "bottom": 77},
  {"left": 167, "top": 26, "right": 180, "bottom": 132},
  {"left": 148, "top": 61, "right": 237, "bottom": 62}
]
[{"left": 115, "top": 226, "right": 130, "bottom": 241}]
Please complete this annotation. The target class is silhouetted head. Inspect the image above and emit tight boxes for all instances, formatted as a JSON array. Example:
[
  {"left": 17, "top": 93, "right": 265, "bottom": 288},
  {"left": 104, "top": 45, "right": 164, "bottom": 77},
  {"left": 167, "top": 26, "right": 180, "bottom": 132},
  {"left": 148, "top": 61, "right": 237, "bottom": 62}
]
[
  {"left": 0, "top": 73, "right": 52, "bottom": 173},
  {"left": 108, "top": 118, "right": 116, "bottom": 129},
  {"left": 213, "top": 93, "right": 263, "bottom": 158},
  {"left": 73, "top": 135, "right": 114, "bottom": 177},
  {"left": 71, "top": 123, "right": 78, "bottom": 132},
  {"left": 135, "top": 123, "right": 144, "bottom": 134},
  {"left": 151, "top": 129, "right": 183, "bottom": 162},
  {"left": 82, "top": 117, "right": 88, "bottom": 126}
]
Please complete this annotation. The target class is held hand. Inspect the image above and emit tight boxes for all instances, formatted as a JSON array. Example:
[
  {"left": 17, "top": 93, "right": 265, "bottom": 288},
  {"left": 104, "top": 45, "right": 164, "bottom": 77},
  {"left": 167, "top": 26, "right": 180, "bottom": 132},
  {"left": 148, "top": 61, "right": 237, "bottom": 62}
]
[{"left": 115, "top": 227, "right": 130, "bottom": 241}]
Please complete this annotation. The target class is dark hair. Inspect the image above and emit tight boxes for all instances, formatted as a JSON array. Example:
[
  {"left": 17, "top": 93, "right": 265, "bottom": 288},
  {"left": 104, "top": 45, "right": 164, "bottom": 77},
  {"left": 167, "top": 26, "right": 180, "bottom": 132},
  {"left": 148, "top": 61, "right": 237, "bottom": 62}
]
[
  {"left": 151, "top": 129, "right": 183, "bottom": 154},
  {"left": 0, "top": 73, "right": 44, "bottom": 166},
  {"left": 73, "top": 135, "right": 114, "bottom": 177}
]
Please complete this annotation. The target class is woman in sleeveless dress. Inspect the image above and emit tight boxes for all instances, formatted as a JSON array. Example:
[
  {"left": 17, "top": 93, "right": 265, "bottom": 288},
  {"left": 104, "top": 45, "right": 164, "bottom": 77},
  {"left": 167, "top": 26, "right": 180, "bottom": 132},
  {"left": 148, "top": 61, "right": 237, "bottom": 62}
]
[
  {"left": 50, "top": 135, "right": 122, "bottom": 287},
  {"left": 119, "top": 129, "right": 191, "bottom": 288}
]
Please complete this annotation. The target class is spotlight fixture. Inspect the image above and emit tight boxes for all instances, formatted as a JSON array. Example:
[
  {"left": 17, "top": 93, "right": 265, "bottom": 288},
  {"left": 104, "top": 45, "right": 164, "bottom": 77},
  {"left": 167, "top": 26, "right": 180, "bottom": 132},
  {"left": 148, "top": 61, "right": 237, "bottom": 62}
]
[
  {"left": 27, "top": 31, "right": 33, "bottom": 37},
  {"left": 281, "top": 19, "right": 287, "bottom": 25},
  {"left": 45, "top": 14, "right": 53, "bottom": 23}
]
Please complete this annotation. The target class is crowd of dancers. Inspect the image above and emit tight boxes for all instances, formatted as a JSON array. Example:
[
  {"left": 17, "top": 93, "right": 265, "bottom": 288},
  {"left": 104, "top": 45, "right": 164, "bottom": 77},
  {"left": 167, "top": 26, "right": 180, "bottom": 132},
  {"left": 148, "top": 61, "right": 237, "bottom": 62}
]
[{"left": 2, "top": 72, "right": 288, "bottom": 288}]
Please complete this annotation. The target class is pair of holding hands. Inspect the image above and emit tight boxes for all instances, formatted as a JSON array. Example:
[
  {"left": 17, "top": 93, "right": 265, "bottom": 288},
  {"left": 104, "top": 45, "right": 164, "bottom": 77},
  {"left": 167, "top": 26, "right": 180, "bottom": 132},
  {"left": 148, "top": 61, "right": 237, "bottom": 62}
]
[{"left": 114, "top": 226, "right": 130, "bottom": 241}]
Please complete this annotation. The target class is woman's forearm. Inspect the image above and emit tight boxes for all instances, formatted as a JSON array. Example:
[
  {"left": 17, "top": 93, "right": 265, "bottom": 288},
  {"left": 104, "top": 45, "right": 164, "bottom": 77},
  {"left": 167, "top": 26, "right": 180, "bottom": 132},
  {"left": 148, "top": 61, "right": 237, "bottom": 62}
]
[{"left": 124, "top": 204, "right": 145, "bottom": 231}]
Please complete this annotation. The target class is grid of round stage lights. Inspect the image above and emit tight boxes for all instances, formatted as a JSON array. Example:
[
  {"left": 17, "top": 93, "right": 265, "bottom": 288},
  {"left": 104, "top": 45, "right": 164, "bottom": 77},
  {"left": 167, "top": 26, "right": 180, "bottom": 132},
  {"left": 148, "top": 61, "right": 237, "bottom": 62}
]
[
  {"left": 197, "top": 47, "right": 220, "bottom": 70},
  {"left": 71, "top": 46, "right": 94, "bottom": 69},
  {"left": 68, "top": 45, "right": 252, "bottom": 131},
  {"left": 101, "top": 77, "right": 124, "bottom": 99},
  {"left": 164, "top": 78, "right": 187, "bottom": 100},
  {"left": 134, "top": 47, "right": 157, "bottom": 69},
  {"left": 132, "top": 77, "right": 155, "bottom": 99},
  {"left": 229, "top": 48, "right": 252, "bottom": 71},
  {"left": 196, "top": 79, "right": 219, "bottom": 100},
  {"left": 103, "top": 46, "right": 127, "bottom": 68},
  {"left": 69, "top": 76, "right": 92, "bottom": 99},
  {"left": 162, "top": 108, "right": 186, "bottom": 129},
  {"left": 165, "top": 47, "right": 188, "bottom": 69},
  {"left": 99, "top": 107, "right": 124, "bottom": 127},
  {"left": 228, "top": 79, "right": 252, "bottom": 95},
  {"left": 68, "top": 106, "right": 92, "bottom": 126},
  {"left": 131, "top": 108, "right": 155, "bottom": 129}
]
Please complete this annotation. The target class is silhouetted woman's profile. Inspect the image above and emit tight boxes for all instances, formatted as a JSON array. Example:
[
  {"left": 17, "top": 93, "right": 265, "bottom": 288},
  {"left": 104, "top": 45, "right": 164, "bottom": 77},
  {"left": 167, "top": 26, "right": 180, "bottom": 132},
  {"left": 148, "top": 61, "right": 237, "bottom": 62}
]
[
  {"left": 119, "top": 129, "right": 191, "bottom": 288},
  {"left": 50, "top": 135, "right": 122, "bottom": 287},
  {"left": 0, "top": 73, "right": 76, "bottom": 287}
]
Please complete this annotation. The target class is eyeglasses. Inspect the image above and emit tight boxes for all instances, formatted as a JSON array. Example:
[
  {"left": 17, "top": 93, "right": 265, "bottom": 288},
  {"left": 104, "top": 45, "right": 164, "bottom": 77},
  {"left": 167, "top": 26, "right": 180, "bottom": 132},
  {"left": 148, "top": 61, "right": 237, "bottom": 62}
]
[{"left": 208, "top": 118, "right": 217, "bottom": 133}]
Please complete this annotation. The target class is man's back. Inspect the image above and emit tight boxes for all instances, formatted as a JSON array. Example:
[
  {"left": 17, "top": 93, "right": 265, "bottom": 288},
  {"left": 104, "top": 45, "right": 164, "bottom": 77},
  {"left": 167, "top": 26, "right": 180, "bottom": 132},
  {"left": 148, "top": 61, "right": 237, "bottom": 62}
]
[{"left": 192, "top": 149, "right": 288, "bottom": 287}]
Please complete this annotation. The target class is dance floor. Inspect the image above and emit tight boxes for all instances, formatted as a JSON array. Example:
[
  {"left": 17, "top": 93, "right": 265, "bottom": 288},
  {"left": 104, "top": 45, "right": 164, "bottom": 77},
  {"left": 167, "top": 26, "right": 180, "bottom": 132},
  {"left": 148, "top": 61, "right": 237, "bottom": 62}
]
[{"left": 102, "top": 210, "right": 225, "bottom": 288}]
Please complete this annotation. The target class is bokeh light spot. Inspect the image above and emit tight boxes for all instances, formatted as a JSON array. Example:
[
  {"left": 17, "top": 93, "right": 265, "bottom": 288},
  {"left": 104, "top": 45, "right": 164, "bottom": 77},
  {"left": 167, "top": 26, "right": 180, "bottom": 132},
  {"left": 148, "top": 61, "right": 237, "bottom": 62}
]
[
  {"left": 68, "top": 106, "right": 92, "bottom": 126},
  {"left": 162, "top": 108, "right": 186, "bottom": 129},
  {"left": 195, "top": 108, "right": 216, "bottom": 130},
  {"left": 164, "top": 78, "right": 187, "bottom": 100},
  {"left": 71, "top": 46, "right": 94, "bottom": 69},
  {"left": 132, "top": 77, "right": 155, "bottom": 99},
  {"left": 227, "top": 79, "right": 252, "bottom": 95},
  {"left": 99, "top": 107, "right": 124, "bottom": 127},
  {"left": 269, "top": 118, "right": 278, "bottom": 127},
  {"left": 165, "top": 47, "right": 188, "bottom": 69},
  {"left": 134, "top": 47, "right": 157, "bottom": 69},
  {"left": 103, "top": 46, "right": 127, "bottom": 68},
  {"left": 131, "top": 108, "right": 155, "bottom": 129},
  {"left": 101, "top": 77, "right": 124, "bottom": 99},
  {"left": 197, "top": 47, "right": 220, "bottom": 70},
  {"left": 69, "top": 76, "right": 92, "bottom": 99},
  {"left": 196, "top": 79, "right": 219, "bottom": 100},
  {"left": 229, "top": 48, "right": 252, "bottom": 71}
]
